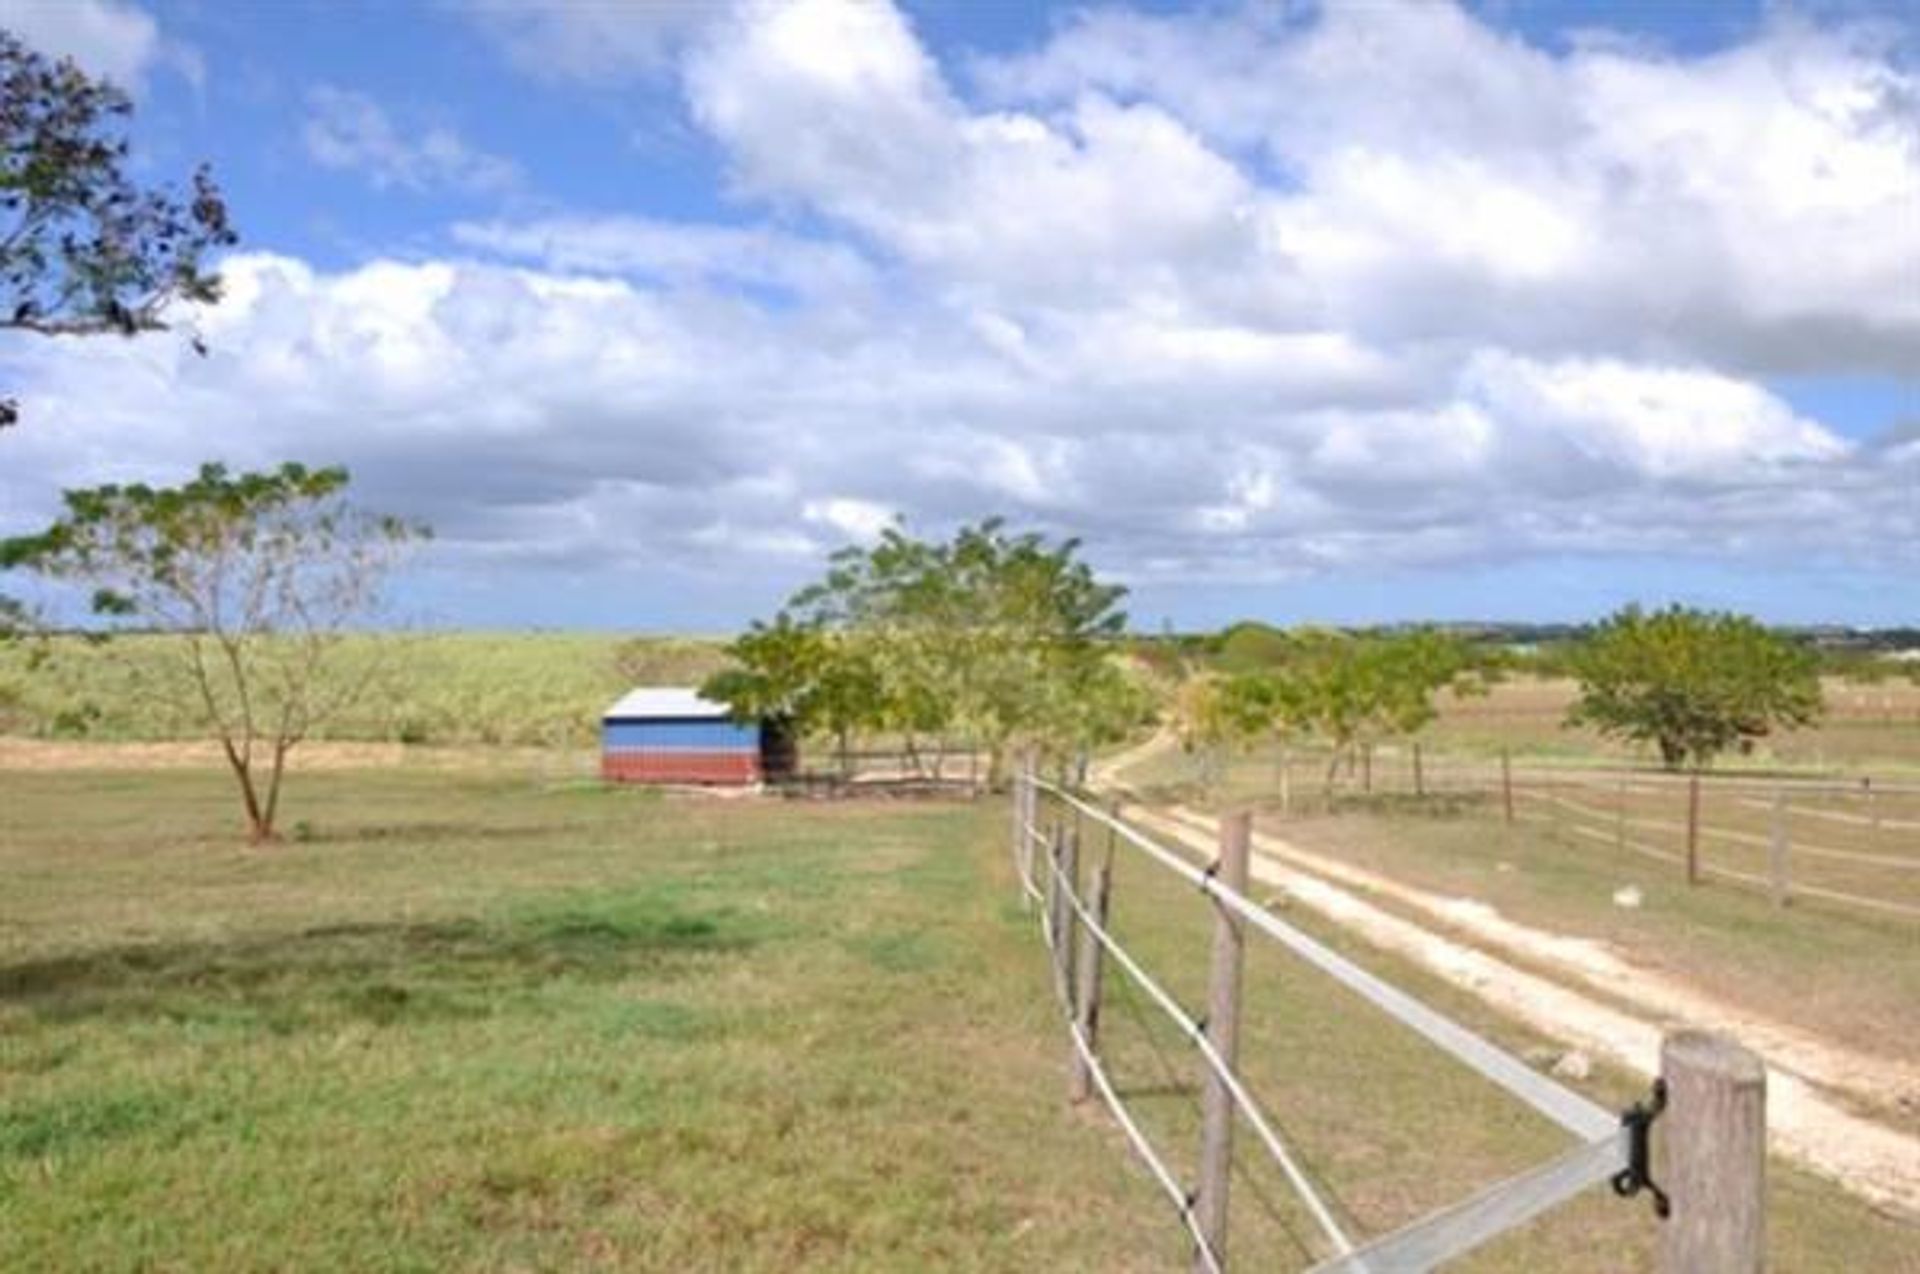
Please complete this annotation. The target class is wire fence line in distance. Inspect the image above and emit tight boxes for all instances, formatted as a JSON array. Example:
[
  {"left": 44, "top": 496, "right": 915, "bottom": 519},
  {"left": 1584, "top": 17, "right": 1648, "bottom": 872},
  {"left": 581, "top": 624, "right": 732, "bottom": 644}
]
[{"left": 1005, "top": 768, "right": 1778, "bottom": 1271}]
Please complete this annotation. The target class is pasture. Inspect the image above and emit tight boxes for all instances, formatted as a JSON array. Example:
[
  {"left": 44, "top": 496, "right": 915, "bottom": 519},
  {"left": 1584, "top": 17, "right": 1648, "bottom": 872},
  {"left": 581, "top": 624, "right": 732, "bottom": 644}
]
[
  {"left": 3, "top": 765, "right": 1915, "bottom": 1269},
  {"left": 0, "top": 632, "right": 725, "bottom": 747},
  {"left": 1, "top": 768, "right": 1176, "bottom": 1270},
  {"left": 1424, "top": 675, "right": 1920, "bottom": 774}
]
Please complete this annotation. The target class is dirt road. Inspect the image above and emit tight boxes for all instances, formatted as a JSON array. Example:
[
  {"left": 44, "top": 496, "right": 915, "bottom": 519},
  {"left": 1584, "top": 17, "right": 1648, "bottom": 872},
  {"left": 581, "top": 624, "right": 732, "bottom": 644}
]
[{"left": 1091, "top": 734, "right": 1920, "bottom": 1218}]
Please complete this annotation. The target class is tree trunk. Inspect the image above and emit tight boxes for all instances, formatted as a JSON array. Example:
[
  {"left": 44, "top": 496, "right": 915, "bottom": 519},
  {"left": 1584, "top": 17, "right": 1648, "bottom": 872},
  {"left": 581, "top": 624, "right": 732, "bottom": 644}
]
[
  {"left": 258, "top": 742, "right": 292, "bottom": 843},
  {"left": 219, "top": 742, "right": 274, "bottom": 844}
]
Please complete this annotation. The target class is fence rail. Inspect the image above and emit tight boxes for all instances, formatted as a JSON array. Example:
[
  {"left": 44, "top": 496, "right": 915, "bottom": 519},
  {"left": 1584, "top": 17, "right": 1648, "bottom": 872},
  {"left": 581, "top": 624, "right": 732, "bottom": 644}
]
[
  {"left": 1012, "top": 766, "right": 1771, "bottom": 1271},
  {"left": 1194, "top": 746, "right": 1920, "bottom": 924}
]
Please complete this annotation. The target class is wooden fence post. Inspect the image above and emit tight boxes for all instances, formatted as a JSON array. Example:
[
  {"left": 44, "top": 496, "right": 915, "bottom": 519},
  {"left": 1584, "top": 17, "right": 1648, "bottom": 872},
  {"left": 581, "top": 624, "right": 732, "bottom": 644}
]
[
  {"left": 1059, "top": 825, "right": 1080, "bottom": 1010},
  {"left": 1660, "top": 1030, "right": 1767, "bottom": 1274},
  {"left": 1068, "top": 858, "right": 1112, "bottom": 1104},
  {"left": 1501, "top": 749, "right": 1514, "bottom": 825},
  {"left": 1413, "top": 742, "right": 1425, "bottom": 798},
  {"left": 1025, "top": 770, "right": 1038, "bottom": 886},
  {"left": 1012, "top": 764, "right": 1030, "bottom": 905},
  {"left": 1362, "top": 744, "right": 1373, "bottom": 794},
  {"left": 1194, "top": 810, "right": 1252, "bottom": 1271},
  {"left": 1768, "top": 787, "right": 1790, "bottom": 909},
  {"left": 1046, "top": 825, "right": 1069, "bottom": 998},
  {"left": 1685, "top": 774, "right": 1702, "bottom": 886}
]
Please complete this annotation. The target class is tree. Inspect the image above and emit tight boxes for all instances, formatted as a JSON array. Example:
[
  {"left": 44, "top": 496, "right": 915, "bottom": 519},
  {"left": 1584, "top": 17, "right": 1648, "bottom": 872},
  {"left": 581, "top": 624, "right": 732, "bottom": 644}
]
[
  {"left": 708, "top": 518, "right": 1130, "bottom": 787},
  {"left": 1222, "top": 628, "right": 1493, "bottom": 791},
  {"left": 0, "top": 29, "right": 235, "bottom": 427},
  {"left": 702, "top": 616, "right": 890, "bottom": 780},
  {"left": 1175, "top": 671, "right": 1277, "bottom": 786},
  {"left": 1565, "top": 605, "right": 1822, "bottom": 770},
  {"left": 1, "top": 464, "right": 425, "bottom": 841}
]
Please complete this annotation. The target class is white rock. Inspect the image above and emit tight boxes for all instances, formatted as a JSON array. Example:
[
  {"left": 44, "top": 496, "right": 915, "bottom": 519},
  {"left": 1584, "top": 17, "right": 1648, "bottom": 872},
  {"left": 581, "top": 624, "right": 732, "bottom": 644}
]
[
  {"left": 1613, "top": 885, "right": 1643, "bottom": 910},
  {"left": 1552, "top": 1050, "right": 1593, "bottom": 1081}
]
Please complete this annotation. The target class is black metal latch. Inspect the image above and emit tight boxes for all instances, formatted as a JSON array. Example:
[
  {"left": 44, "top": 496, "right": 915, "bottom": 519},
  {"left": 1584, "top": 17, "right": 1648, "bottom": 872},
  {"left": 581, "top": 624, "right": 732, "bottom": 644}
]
[{"left": 1610, "top": 1078, "right": 1670, "bottom": 1218}]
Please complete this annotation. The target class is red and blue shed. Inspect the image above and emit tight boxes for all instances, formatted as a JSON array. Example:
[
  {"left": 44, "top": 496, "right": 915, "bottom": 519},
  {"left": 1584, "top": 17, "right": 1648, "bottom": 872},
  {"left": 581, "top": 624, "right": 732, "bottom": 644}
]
[{"left": 600, "top": 687, "right": 767, "bottom": 786}]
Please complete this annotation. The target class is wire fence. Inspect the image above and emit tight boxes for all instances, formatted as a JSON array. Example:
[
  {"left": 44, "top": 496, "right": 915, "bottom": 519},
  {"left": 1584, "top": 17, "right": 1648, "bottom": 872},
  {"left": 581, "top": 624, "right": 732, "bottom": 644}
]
[
  {"left": 1008, "top": 767, "right": 1722, "bottom": 1272},
  {"left": 1179, "top": 746, "right": 1920, "bottom": 924}
]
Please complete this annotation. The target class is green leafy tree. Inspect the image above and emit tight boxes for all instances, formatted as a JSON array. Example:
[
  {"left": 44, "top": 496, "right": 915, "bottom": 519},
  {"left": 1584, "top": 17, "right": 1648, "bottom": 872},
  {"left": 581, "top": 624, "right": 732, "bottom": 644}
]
[
  {"left": 1232, "top": 628, "right": 1492, "bottom": 790},
  {"left": 712, "top": 518, "right": 1128, "bottom": 787},
  {"left": 1566, "top": 605, "right": 1822, "bottom": 770},
  {"left": 0, "top": 30, "right": 236, "bottom": 427},
  {"left": 1, "top": 464, "right": 425, "bottom": 841},
  {"left": 701, "top": 615, "right": 883, "bottom": 778},
  {"left": 1174, "top": 670, "right": 1279, "bottom": 787}
]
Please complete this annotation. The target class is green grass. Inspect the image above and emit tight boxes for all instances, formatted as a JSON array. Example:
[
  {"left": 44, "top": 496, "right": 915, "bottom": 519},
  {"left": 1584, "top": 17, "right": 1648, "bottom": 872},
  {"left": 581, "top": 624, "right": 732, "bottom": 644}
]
[
  {"left": 0, "top": 632, "right": 726, "bottom": 746},
  {"left": 6, "top": 766, "right": 1915, "bottom": 1269},
  {"left": 0, "top": 770, "right": 1183, "bottom": 1271}
]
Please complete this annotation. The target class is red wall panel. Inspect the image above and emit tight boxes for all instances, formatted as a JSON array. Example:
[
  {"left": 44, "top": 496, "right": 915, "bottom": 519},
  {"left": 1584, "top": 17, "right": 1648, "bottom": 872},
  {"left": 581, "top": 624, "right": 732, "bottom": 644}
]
[{"left": 601, "top": 750, "right": 761, "bottom": 785}]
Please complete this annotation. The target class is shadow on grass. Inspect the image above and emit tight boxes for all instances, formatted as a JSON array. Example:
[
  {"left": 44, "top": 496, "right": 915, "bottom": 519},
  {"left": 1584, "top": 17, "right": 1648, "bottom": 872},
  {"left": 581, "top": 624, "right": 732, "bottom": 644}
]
[{"left": 0, "top": 893, "right": 755, "bottom": 1034}]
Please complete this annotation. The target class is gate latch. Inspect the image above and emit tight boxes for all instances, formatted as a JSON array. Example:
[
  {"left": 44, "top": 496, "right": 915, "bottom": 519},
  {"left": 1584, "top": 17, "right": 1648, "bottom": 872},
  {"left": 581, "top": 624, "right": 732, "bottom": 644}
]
[{"left": 1610, "top": 1078, "right": 1670, "bottom": 1218}]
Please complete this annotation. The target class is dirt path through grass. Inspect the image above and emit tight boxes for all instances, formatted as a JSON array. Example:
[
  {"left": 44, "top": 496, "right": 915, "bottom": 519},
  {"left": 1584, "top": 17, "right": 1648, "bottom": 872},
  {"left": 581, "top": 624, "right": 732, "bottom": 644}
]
[
  {"left": 1090, "top": 735, "right": 1920, "bottom": 1218},
  {"left": 1121, "top": 802, "right": 1920, "bottom": 1218}
]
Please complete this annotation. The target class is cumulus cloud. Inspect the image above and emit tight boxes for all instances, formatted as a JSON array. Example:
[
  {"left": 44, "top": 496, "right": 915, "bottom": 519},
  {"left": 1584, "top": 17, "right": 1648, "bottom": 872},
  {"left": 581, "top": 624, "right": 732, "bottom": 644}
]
[
  {"left": 457, "top": 0, "right": 716, "bottom": 85},
  {"left": 977, "top": 2, "right": 1920, "bottom": 375},
  {"left": 5, "top": 0, "right": 1917, "bottom": 620},
  {"left": 304, "top": 86, "right": 520, "bottom": 195},
  {"left": 0, "top": 0, "right": 197, "bottom": 92},
  {"left": 450, "top": 215, "right": 876, "bottom": 300}
]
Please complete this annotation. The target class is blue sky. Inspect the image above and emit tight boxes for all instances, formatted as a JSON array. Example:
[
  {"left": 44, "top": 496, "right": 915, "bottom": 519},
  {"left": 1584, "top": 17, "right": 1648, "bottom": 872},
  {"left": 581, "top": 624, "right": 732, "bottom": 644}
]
[{"left": 1, "top": 0, "right": 1916, "bottom": 630}]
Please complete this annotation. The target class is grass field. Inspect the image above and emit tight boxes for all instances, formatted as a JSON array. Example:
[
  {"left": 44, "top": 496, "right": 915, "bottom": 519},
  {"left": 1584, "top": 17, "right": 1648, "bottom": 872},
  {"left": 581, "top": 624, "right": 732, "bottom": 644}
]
[
  {"left": 4, "top": 766, "right": 1915, "bottom": 1269},
  {"left": 1121, "top": 756, "right": 1920, "bottom": 1140},
  {"left": 0, "top": 633, "right": 726, "bottom": 746},
  {"left": 0, "top": 770, "right": 1181, "bottom": 1271},
  {"left": 1425, "top": 676, "right": 1920, "bottom": 774}
]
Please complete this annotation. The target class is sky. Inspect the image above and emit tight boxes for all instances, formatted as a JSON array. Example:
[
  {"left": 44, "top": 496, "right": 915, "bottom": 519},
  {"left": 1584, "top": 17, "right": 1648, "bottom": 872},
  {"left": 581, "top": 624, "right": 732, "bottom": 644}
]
[{"left": 0, "top": 0, "right": 1915, "bottom": 632}]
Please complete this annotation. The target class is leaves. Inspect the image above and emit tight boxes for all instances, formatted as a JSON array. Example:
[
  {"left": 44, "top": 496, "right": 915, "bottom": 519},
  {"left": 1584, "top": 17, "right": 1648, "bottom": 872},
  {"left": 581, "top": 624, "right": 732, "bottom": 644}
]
[
  {"left": 1566, "top": 605, "right": 1823, "bottom": 769},
  {"left": 1184, "top": 629, "right": 1494, "bottom": 765},
  {"left": 0, "top": 29, "right": 237, "bottom": 425},
  {"left": 704, "top": 519, "right": 1135, "bottom": 779},
  {"left": 1, "top": 462, "right": 426, "bottom": 839}
]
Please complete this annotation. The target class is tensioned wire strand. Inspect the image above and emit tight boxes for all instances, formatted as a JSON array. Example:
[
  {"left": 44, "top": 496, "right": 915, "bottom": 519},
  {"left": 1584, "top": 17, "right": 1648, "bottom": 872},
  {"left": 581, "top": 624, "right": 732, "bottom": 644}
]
[{"left": 1042, "top": 844, "right": 1356, "bottom": 1257}]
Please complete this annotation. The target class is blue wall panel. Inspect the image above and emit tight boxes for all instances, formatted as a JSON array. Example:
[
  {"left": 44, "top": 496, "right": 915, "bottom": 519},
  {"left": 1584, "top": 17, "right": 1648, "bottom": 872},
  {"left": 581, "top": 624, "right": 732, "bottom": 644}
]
[{"left": 602, "top": 718, "right": 759, "bottom": 752}]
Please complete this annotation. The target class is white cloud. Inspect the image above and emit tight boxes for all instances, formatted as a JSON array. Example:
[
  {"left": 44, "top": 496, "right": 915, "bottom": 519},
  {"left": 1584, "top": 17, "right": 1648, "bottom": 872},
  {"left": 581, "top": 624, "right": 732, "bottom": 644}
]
[
  {"left": 975, "top": 2, "right": 1920, "bottom": 375},
  {"left": 0, "top": 0, "right": 195, "bottom": 92},
  {"left": 450, "top": 215, "right": 875, "bottom": 300},
  {"left": 802, "top": 497, "right": 894, "bottom": 542},
  {"left": 6, "top": 0, "right": 1918, "bottom": 616},
  {"left": 304, "top": 86, "right": 519, "bottom": 195},
  {"left": 458, "top": 0, "right": 716, "bottom": 85}
]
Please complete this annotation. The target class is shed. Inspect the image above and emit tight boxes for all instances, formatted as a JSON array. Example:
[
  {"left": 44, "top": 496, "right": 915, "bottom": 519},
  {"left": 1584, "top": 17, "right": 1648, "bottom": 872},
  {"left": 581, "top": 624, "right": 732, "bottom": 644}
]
[{"left": 601, "top": 687, "right": 788, "bottom": 786}]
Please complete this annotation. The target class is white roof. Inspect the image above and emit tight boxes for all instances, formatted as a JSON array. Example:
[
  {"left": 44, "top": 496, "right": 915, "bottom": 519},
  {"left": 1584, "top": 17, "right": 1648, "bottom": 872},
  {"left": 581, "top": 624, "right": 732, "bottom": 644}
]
[{"left": 603, "top": 686, "right": 733, "bottom": 720}]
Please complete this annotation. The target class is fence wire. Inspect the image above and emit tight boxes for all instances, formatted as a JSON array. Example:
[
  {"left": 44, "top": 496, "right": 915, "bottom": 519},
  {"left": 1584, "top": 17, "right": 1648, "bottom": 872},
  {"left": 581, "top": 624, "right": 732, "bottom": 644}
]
[{"left": 1018, "top": 774, "right": 1635, "bottom": 1272}]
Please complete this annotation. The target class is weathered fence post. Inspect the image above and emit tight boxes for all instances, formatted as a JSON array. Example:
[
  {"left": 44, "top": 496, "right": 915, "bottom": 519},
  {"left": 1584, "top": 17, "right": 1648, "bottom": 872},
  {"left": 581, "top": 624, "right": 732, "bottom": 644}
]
[
  {"left": 1660, "top": 1030, "right": 1767, "bottom": 1274},
  {"left": 1068, "top": 856, "right": 1112, "bottom": 1104},
  {"left": 1412, "top": 742, "right": 1425, "bottom": 798},
  {"left": 1194, "top": 810, "right": 1252, "bottom": 1271},
  {"left": 1768, "top": 787, "right": 1790, "bottom": 909},
  {"left": 1046, "top": 824, "right": 1069, "bottom": 998},
  {"left": 1059, "top": 823, "right": 1081, "bottom": 1010},
  {"left": 1019, "top": 757, "right": 1041, "bottom": 908},
  {"left": 1011, "top": 763, "right": 1029, "bottom": 904},
  {"left": 1685, "top": 773, "right": 1702, "bottom": 886},
  {"left": 1501, "top": 748, "right": 1514, "bottom": 825}
]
